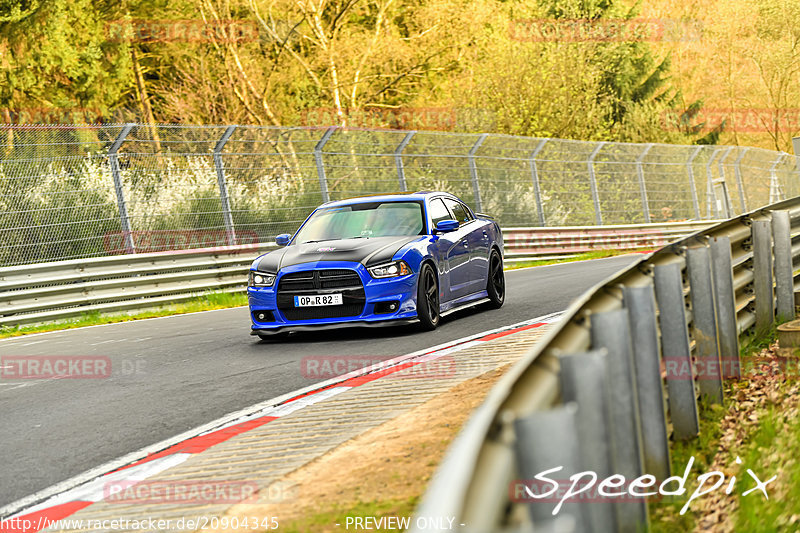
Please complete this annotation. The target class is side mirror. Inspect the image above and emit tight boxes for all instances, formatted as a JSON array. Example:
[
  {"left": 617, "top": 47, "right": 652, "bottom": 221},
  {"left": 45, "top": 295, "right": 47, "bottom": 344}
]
[
  {"left": 434, "top": 220, "right": 459, "bottom": 233},
  {"left": 275, "top": 234, "right": 291, "bottom": 246}
]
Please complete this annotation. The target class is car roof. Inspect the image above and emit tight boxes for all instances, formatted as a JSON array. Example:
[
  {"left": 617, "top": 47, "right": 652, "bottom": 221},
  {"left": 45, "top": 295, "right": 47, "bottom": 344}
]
[{"left": 320, "top": 191, "right": 457, "bottom": 208}]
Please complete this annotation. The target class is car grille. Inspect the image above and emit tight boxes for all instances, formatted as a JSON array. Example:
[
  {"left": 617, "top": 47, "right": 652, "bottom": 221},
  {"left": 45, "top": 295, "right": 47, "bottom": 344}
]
[{"left": 277, "top": 269, "right": 365, "bottom": 321}]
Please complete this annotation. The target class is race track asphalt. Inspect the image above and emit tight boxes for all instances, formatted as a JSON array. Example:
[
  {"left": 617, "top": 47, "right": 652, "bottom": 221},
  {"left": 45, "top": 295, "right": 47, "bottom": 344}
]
[{"left": 0, "top": 255, "right": 639, "bottom": 507}]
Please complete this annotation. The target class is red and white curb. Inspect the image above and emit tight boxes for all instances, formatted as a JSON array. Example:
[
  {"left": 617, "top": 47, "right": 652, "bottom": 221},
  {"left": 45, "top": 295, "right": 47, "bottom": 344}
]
[{"left": 0, "top": 312, "right": 562, "bottom": 532}]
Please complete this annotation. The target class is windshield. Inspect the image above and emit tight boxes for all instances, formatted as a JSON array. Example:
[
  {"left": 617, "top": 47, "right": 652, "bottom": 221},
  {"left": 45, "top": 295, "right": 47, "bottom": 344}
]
[{"left": 294, "top": 201, "right": 426, "bottom": 244}]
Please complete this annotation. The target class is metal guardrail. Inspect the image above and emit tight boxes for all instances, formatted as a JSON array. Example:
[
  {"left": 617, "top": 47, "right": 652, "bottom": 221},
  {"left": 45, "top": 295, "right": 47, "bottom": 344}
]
[
  {"left": 503, "top": 221, "right": 712, "bottom": 261},
  {"left": 0, "top": 223, "right": 710, "bottom": 327},
  {"left": 0, "top": 243, "right": 277, "bottom": 327},
  {"left": 414, "top": 197, "right": 800, "bottom": 533}
]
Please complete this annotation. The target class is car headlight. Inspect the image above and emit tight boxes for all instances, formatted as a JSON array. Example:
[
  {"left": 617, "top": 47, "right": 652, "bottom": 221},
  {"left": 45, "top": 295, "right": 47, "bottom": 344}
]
[
  {"left": 368, "top": 260, "right": 412, "bottom": 279},
  {"left": 249, "top": 271, "right": 276, "bottom": 287}
]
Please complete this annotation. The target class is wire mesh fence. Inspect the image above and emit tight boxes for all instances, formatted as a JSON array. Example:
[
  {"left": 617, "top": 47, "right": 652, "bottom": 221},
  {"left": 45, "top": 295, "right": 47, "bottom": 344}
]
[{"left": 1, "top": 123, "right": 798, "bottom": 267}]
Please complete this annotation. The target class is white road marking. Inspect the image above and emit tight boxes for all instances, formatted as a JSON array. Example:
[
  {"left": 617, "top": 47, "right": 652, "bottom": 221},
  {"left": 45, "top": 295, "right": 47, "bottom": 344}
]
[
  {"left": 0, "top": 311, "right": 563, "bottom": 519},
  {"left": 88, "top": 339, "right": 126, "bottom": 346},
  {"left": 19, "top": 340, "right": 48, "bottom": 346}
]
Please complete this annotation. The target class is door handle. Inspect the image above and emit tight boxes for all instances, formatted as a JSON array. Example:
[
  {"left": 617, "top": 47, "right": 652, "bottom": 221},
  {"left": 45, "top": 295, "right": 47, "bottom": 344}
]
[{"left": 462, "top": 239, "right": 469, "bottom": 247}]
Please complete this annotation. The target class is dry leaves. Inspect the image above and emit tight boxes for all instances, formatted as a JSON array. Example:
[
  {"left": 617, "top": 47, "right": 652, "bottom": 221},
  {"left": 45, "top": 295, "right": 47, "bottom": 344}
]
[{"left": 692, "top": 341, "right": 798, "bottom": 533}]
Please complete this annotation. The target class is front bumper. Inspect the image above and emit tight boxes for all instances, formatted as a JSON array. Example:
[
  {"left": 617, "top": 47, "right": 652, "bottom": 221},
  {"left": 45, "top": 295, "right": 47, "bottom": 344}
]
[
  {"left": 248, "top": 261, "right": 419, "bottom": 334},
  {"left": 251, "top": 318, "right": 418, "bottom": 336}
]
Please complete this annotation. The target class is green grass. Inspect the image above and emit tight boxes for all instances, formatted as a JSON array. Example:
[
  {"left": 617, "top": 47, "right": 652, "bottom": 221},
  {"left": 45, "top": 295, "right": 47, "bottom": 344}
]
[
  {"left": 651, "top": 326, "right": 800, "bottom": 531},
  {"left": 734, "top": 402, "right": 800, "bottom": 531},
  {"left": 504, "top": 248, "right": 653, "bottom": 270},
  {"left": 0, "top": 291, "right": 247, "bottom": 339},
  {"left": 276, "top": 497, "right": 418, "bottom": 533},
  {"left": 649, "top": 397, "right": 728, "bottom": 533}
]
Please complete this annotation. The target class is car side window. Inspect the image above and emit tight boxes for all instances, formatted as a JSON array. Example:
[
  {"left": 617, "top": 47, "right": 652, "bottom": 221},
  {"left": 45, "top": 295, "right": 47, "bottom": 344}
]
[
  {"left": 443, "top": 199, "right": 472, "bottom": 225},
  {"left": 428, "top": 199, "right": 453, "bottom": 228}
]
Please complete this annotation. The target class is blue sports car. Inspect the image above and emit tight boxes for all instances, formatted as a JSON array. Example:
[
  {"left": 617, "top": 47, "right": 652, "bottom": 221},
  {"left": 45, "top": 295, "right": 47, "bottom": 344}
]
[{"left": 248, "top": 191, "right": 505, "bottom": 338}]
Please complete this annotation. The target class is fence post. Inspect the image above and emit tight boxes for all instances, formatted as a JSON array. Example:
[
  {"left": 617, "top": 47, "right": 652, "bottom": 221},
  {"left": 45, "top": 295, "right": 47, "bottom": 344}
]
[
  {"left": 622, "top": 285, "right": 671, "bottom": 481},
  {"left": 753, "top": 218, "right": 775, "bottom": 333},
  {"left": 636, "top": 144, "right": 653, "bottom": 223},
  {"left": 314, "top": 126, "right": 337, "bottom": 203},
  {"left": 654, "top": 261, "right": 700, "bottom": 439},
  {"left": 705, "top": 148, "right": 721, "bottom": 219},
  {"left": 560, "top": 350, "right": 616, "bottom": 533},
  {"left": 772, "top": 210, "right": 794, "bottom": 322},
  {"left": 686, "top": 245, "right": 724, "bottom": 403},
  {"left": 589, "top": 309, "right": 649, "bottom": 532},
  {"left": 794, "top": 138, "right": 800, "bottom": 187},
  {"left": 769, "top": 154, "right": 785, "bottom": 203},
  {"left": 710, "top": 236, "right": 741, "bottom": 378},
  {"left": 468, "top": 133, "right": 488, "bottom": 212},
  {"left": 213, "top": 125, "right": 237, "bottom": 246},
  {"left": 588, "top": 142, "right": 605, "bottom": 225},
  {"left": 513, "top": 404, "right": 588, "bottom": 532},
  {"left": 394, "top": 131, "right": 415, "bottom": 192},
  {"left": 717, "top": 146, "right": 735, "bottom": 218},
  {"left": 530, "top": 139, "right": 548, "bottom": 226},
  {"left": 108, "top": 123, "right": 135, "bottom": 254},
  {"left": 734, "top": 148, "right": 749, "bottom": 213},
  {"left": 687, "top": 146, "right": 702, "bottom": 220}
]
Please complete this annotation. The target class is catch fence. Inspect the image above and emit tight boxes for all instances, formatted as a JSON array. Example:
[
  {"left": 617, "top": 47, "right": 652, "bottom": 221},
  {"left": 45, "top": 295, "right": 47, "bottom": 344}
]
[{"left": 2, "top": 123, "right": 799, "bottom": 267}]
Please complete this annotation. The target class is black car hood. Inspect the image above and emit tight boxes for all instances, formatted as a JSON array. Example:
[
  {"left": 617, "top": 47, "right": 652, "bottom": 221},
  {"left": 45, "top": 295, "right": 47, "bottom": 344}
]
[{"left": 255, "top": 235, "right": 425, "bottom": 272}]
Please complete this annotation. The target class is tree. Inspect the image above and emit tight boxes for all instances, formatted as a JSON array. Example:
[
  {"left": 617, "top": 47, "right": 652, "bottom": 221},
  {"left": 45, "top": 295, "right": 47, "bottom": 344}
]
[{"left": 0, "top": 0, "right": 131, "bottom": 125}]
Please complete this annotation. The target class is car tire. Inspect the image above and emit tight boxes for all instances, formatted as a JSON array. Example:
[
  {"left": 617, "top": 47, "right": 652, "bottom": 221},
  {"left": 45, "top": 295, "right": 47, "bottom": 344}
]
[
  {"left": 417, "top": 263, "right": 440, "bottom": 330},
  {"left": 486, "top": 249, "right": 505, "bottom": 309}
]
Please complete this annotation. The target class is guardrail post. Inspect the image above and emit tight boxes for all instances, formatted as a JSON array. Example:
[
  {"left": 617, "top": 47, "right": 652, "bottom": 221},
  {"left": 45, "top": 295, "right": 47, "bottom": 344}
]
[
  {"left": 734, "top": 148, "right": 749, "bottom": 213},
  {"left": 108, "top": 123, "right": 136, "bottom": 254},
  {"left": 636, "top": 144, "right": 653, "bottom": 223},
  {"left": 622, "top": 285, "right": 671, "bottom": 480},
  {"left": 710, "top": 236, "right": 741, "bottom": 378},
  {"left": 753, "top": 218, "right": 775, "bottom": 333},
  {"left": 654, "top": 261, "right": 700, "bottom": 439},
  {"left": 530, "top": 139, "right": 548, "bottom": 226},
  {"left": 314, "top": 126, "right": 337, "bottom": 203},
  {"left": 468, "top": 133, "right": 488, "bottom": 212},
  {"left": 588, "top": 142, "right": 605, "bottom": 225},
  {"left": 394, "top": 131, "right": 415, "bottom": 192},
  {"left": 513, "top": 404, "right": 588, "bottom": 532},
  {"left": 560, "top": 350, "right": 616, "bottom": 533},
  {"left": 687, "top": 146, "right": 702, "bottom": 220},
  {"left": 213, "top": 125, "right": 238, "bottom": 246},
  {"left": 772, "top": 210, "right": 794, "bottom": 322},
  {"left": 589, "top": 309, "right": 649, "bottom": 532},
  {"left": 686, "top": 245, "right": 724, "bottom": 403}
]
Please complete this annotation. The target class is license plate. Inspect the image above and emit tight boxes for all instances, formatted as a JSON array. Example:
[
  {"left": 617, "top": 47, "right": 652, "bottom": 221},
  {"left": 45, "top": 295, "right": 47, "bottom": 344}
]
[{"left": 293, "top": 294, "right": 343, "bottom": 307}]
